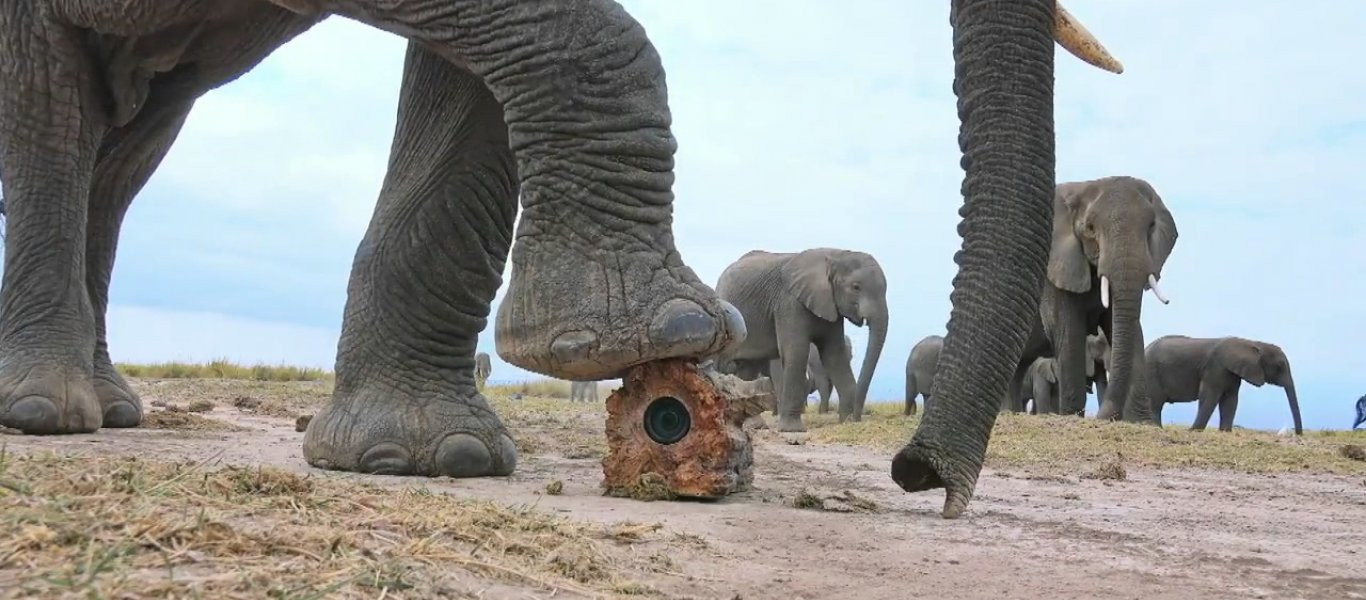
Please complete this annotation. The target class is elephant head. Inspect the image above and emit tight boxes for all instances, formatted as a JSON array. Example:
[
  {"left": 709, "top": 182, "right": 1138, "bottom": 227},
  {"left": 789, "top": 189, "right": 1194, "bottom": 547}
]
[
  {"left": 1086, "top": 331, "right": 1110, "bottom": 377},
  {"left": 1049, "top": 176, "right": 1177, "bottom": 420},
  {"left": 781, "top": 248, "right": 888, "bottom": 410},
  {"left": 892, "top": 2, "right": 1124, "bottom": 518},
  {"left": 1212, "top": 338, "right": 1303, "bottom": 435}
]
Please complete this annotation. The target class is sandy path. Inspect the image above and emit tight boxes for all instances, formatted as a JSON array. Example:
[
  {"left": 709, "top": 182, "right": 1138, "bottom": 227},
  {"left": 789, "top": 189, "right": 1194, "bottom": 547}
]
[{"left": 3, "top": 409, "right": 1363, "bottom": 600}]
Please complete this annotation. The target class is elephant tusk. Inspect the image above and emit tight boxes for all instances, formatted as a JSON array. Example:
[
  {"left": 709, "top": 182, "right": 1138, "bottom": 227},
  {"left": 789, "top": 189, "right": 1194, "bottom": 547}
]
[
  {"left": 1054, "top": 3, "right": 1125, "bottom": 74},
  {"left": 1147, "top": 274, "right": 1170, "bottom": 304},
  {"left": 1099, "top": 275, "right": 1110, "bottom": 309}
]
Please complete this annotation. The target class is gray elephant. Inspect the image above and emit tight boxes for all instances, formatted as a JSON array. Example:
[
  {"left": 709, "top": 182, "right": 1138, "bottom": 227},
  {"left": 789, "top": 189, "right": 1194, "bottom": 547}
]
[
  {"left": 474, "top": 352, "right": 492, "bottom": 391},
  {"left": 1145, "top": 335, "right": 1303, "bottom": 435},
  {"left": 1016, "top": 333, "right": 1109, "bottom": 414},
  {"left": 806, "top": 335, "right": 853, "bottom": 414},
  {"left": 569, "top": 381, "right": 599, "bottom": 404},
  {"left": 1086, "top": 331, "right": 1112, "bottom": 408},
  {"left": 904, "top": 335, "right": 943, "bottom": 416},
  {"left": 891, "top": 3, "right": 1124, "bottom": 518},
  {"left": 1003, "top": 176, "right": 1178, "bottom": 424},
  {"left": 715, "top": 248, "right": 888, "bottom": 431},
  {"left": 0, "top": 1, "right": 752, "bottom": 483}
]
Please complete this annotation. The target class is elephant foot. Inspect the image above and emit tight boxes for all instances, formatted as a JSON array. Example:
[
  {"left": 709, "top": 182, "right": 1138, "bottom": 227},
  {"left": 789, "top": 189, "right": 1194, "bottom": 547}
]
[
  {"left": 0, "top": 360, "right": 102, "bottom": 435},
  {"left": 303, "top": 380, "right": 516, "bottom": 478},
  {"left": 775, "top": 413, "right": 806, "bottom": 433},
  {"left": 890, "top": 441, "right": 978, "bottom": 520},
  {"left": 495, "top": 230, "right": 746, "bottom": 380},
  {"left": 93, "top": 360, "right": 142, "bottom": 428}
]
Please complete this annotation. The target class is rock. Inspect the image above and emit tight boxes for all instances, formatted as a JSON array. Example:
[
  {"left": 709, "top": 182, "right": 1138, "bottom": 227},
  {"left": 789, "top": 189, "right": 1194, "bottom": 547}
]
[{"left": 601, "top": 359, "right": 774, "bottom": 499}]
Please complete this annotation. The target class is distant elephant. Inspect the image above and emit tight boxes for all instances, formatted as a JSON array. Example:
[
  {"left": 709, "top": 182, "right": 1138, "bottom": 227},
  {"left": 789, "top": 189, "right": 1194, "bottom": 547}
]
[
  {"left": 1017, "top": 333, "right": 1109, "bottom": 414},
  {"left": 806, "top": 335, "right": 853, "bottom": 414},
  {"left": 474, "top": 352, "right": 492, "bottom": 390},
  {"left": 569, "top": 381, "right": 599, "bottom": 404},
  {"left": 1004, "top": 176, "right": 1178, "bottom": 423},
  {"left": 1086, "top": 331, "right": 1112, "bottom": 409},
  {"left": 716, "top": 248, "right": 888, "bottom": 432},
  {"left": 904, "top": 335, "right": 943, "bottom": 416},
  {"left": 1145, "top": 335, "right": 1303, "bottom": 435},
  {"left": 1355, "top": 395, "right": 1366, "bottom": 430}
]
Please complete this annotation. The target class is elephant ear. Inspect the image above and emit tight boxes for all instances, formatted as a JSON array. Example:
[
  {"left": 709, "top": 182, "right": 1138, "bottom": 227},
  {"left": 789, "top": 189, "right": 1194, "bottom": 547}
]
[
  {"left": 781, "top": 251, "right": 838, "bottom": 322},
  {"left": 1220, "top": 342, "right": 1266, "bottom": 386},
  {"left": 1048, "top": 184, "right": 1092, "bottom": 294},
  {"left": 1146, "top": 185, "right": 1179, "bottom": 278},
  {"left": 1084, "top": 355, "right": 1095, "bottom": 378}
]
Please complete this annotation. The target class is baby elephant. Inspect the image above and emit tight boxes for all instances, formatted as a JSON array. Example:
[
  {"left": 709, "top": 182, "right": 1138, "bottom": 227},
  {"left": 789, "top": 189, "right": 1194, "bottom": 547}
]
[
  {"left": 569, "top": 381, "right": 599, "bottom": 403},
  {"left": 1145, "top": 335, "right": 1302, "bottom": 435},
  {"left": 474, "top": 352, "right": 492, "bottom": 390},
  {"left": 903, "top": 335, "right": 943, "bottom": 415}
]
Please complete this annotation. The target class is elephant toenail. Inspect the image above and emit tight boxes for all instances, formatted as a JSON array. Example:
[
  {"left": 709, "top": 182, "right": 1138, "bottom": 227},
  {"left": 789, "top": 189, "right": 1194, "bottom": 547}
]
[
  {"left": 649, "top": 299, "right": 719, "bottom": 350},
  {"left": 358, "top": 442, "right": 415, "bottom": 475},
  {"left": 494, "top": 434, "right": 518, "bottom": 476},
  {"left": 551, "top": 330, "right": 598, "bottom": 364},
  {"left": 716, "top": 299, "right": 748, "bottom": 348},
  {"left": 434, "top": 433, "right": 494, "bottom": 478},
  {"left": 102, "top": 401, "right": 142, "bottom": 428},
  {"left": 3, "top": 396, "right": 60, "bottom": 435}
]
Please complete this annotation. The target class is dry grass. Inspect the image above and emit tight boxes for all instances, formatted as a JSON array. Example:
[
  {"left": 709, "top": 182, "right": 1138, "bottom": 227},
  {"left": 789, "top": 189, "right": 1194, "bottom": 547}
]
[
  {"left": 139, "top": 409, "right": 245, "bottom": 433},
  {"left": 0, "top": 450, "right": 678, "bottom": 599},
  {"left": 117, "top": 359, "right": 330, "bottom": 382},
  {"left": 806, "top": 402, "right": 1366, "bottom": 476}
]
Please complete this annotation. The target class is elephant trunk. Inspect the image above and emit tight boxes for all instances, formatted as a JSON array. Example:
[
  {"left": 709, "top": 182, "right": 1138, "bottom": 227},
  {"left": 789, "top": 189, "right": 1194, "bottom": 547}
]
[
  {"left": 1095, "top": 274, "right": 1145, "bottom": 421},
  {"left": 890, "top": 1, "right": 1060, "bottom": 519},
  {"left": 855, "top": 311, "right": 888, "bottom": 413},
  {"left": 1282, "top": 373, "right": 1304, "bottom": 436}
]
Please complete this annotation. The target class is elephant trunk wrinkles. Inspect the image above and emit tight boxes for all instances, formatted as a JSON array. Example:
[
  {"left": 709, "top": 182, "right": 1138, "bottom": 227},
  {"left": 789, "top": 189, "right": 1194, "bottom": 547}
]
[
  {"left": 1282, "top": 374, "right": 1304, "bottom": 436},
  {"left": 1096, "top": 276, "right": 1144, "bottom": 421},
  {"left": 856, "top": 312, "right": 888, "bottom": 411},
  {"left": 891, "top": 0, "right": 1057, "bottom": 519}
]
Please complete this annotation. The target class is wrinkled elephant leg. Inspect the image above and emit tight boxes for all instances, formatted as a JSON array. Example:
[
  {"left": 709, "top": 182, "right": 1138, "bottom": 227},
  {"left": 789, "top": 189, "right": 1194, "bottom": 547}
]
[
  {"left": 1216, "top": 387, "right": 1239, "bottom": 432},
  {"left": 303, "top": 43, "right": 519, "bottom": 478},
  {"left": 84, "top": 97, "right": 197, "bottom": 429},
  {"left": 818, "top": 336, "right": 861, "bottom": 422},
  {"left": 1002, "top": 363, "right": 1029, "bottom": 413},
  {"left": 1150, "top": 395, "right": 1166, "bottom": 427},
  {"left": 0, "top": 22, "right": 106, "bottom": 435},
  {"left": 1050, "top": 295, "right": 1089, "bottom": 417},
  {"left": 770, "top": 333, "right": 813, "bottom": 432},
  {"left": 1190, "top": 380, "right": 1223, "bottom": 432}
]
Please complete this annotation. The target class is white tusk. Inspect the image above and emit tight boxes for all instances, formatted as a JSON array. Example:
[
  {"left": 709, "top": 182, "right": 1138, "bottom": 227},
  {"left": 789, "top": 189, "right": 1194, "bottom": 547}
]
[
  {"left": 1147, "top": 274, "right": 1170, "bottom": 304},
  {"left": 1100, "top": 276, "right": 1110, "bottom": 309},
  {"left": 1054, "top": 2, "right": 1124, "bottom": 74}
]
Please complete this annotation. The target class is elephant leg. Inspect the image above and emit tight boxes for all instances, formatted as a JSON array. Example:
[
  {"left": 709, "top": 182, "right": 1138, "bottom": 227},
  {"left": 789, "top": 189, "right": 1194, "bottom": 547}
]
[
  {"left": 0, "top": 22, "right": 109, "bottom": 434},
  {"left": 84, "top": 96, "right": 197, "bottom": 428},
  {"left": 332, "top": 2, "right": 750, "bottom": 381},
  {"left": 1190, "top": 380, "right": 1224, "bottom": 432},
  {"left": 1051, "top": 299, "right": 1089, "bottom": 417},
  {"left": 904, "top": 376, "right": 918, "bottom": 416},
  {"left": 1002, "top": 362, "right": 1030, "bottom": 413},
  {"left": 303, "top": 43, "right": 520, "bottom": 478},
  {"left": 773, "top": 334, "right": 813, "bottom": 432},
  {"left": 767, "top": 357, "right": 786, "bottom": 412},
  {"left": 818, "top": 336, "right": 861, "bottom": 422},
  {"left": 1032, "top": 377, "right": 1055, "bottom": 414},
  {"left": 1094, "top": 370, "right": 1108, "bottom": 413},
  {"left": 817, "top": 375, "right": 834, "bottom": 414},
  {"left": 1216, "top": 386, "right": 1240, "bottom": 432},
  {"left": 1148, "top": 391, "right": 1167, "bottom": 427}
]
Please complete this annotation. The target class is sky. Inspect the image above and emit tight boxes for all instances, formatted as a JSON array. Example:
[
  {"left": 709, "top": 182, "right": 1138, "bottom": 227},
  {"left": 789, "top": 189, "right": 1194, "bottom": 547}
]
[{"left": 8, "top": 1, "right": 1365, "bottom": 431}]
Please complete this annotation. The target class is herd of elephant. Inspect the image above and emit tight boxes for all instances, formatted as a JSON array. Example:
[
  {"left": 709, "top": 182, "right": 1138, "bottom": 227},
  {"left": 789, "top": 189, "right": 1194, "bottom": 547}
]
[
  {"left": 484, "top": 173, "right": 1305, "bottom": 436},
  {"left": 0, "top": 0, "right": 1308, "bottom": 516}
]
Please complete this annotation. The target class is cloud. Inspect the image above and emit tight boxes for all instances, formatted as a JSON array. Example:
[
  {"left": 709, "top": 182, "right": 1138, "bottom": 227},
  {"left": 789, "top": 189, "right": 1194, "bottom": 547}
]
[{"left": 18, "top": 1, "right": 1359, "bottom": 431}]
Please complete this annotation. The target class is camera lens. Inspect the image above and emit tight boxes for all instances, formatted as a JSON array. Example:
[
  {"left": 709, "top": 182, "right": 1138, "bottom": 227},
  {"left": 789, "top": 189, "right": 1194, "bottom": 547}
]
[{"left": 643, "top": 396, "right": 691, "bottom": 445}]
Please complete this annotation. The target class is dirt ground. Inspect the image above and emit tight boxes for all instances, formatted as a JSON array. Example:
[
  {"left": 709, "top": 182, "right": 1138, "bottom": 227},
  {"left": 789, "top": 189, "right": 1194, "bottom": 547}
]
[{"left": 3, "top": 379, "right": 1364, "bottom": 600}]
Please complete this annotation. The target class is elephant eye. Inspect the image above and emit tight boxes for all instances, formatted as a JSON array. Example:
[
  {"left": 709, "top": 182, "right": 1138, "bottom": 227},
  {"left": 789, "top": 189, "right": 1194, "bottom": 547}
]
[{"left": 851, "top": 282, "right": 862, "bottom": 291}]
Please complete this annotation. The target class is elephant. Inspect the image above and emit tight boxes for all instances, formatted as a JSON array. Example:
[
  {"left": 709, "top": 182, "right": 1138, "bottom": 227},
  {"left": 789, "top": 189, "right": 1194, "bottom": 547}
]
[
  {"left": 807, "top": 335, "right": 854, "bottom": 414},
  {"left": 0, "top": 1, "right": 752, "bottom": 483},
  {"left": 1355, "top": 395, "right": 1366, "bottom": 430},
  {"left": 715, "top": 248, "right": 888, "bottom": 431},
  {"left": 890, "top": 2, "right": 1125, "bottom": 518},
  {"left": 904, "top": 335, "right": 943, "bottom": 416},
  {"left": 1144, "top": 335, "right": 1304, "bottom": 435},
  {"left": 1001, "top": 176, "right": 1178, "bottom": 424},
  {"left": 569, "top": 381, "right": 599, "bottom": 404},
  {"left": 1017, "top": 333, "right": 1111, "bottom": 414},
  {"left": 474, "top": 352, "right": 492, "bottom": 390},
  {"left": 1086, "top": 331, "right": 1112, "bottom": 409}
]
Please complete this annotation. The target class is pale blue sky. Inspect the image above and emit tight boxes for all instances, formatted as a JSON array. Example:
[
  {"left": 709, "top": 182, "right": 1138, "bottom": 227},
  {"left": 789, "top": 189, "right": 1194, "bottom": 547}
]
[{"left": 30, "top": 2, "right": 1366, "bottom": 431}]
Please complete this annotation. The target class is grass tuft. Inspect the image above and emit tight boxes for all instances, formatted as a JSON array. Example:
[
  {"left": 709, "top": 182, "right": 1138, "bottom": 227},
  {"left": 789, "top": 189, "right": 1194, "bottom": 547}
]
[
  {"left": 0, "top": 452, "right": 668, "bottom": 598},
  {"left": 117, "top": 359, "right": 330, "bottom": 382}
]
